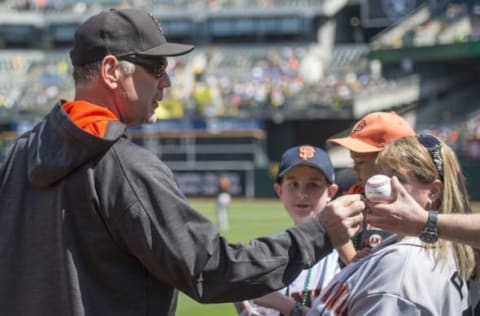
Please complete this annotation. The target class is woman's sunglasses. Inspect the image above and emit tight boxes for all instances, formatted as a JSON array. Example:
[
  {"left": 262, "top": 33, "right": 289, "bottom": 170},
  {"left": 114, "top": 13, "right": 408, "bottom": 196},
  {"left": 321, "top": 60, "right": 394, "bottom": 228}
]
[{"left": 417, "top": 134, "right": 444, "bottom": 180}]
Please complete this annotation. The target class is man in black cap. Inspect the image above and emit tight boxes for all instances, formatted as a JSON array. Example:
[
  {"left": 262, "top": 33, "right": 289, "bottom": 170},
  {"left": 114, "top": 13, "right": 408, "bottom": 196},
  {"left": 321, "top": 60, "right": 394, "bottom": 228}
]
[{"left": 0, "top": 9, "right": 365, "bottom": 316}]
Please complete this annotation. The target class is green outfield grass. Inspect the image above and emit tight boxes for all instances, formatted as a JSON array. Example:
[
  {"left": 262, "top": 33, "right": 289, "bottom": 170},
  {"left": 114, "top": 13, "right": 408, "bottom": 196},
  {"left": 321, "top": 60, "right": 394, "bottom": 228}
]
[
  {"left": 176, "top": 198, "right": 288, "bottom": 316},
  {"left": 176, "top": 199, "right": 480, "bottom": 316},
  {"left": 473, "top": 202, "right": 480, "bottom": 213}
]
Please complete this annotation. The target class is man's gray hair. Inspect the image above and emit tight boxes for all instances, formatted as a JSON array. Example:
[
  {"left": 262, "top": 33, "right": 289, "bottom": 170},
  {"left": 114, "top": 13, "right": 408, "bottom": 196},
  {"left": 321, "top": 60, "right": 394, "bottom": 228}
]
[{"left": 72, "top": 60, "right": 136, "bottom": 83}]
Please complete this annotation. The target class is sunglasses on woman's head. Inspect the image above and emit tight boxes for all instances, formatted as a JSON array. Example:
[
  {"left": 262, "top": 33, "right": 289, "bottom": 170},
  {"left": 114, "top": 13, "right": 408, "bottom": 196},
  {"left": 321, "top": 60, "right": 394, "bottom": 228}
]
[{"left": 417, "top": 134, "right": 444, "bottom": 180}]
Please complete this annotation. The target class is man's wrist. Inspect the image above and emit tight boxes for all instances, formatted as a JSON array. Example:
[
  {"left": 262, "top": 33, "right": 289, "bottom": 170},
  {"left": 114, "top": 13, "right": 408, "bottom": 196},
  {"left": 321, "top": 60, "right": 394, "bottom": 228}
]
[{"left": 417, "top": 209, "right": 429, "bottom": 235}]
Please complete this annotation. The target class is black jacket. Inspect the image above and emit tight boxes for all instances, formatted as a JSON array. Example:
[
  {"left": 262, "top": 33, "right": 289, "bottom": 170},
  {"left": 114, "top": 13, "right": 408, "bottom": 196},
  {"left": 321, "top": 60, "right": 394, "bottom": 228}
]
[{"left": 0, "top": 102, "right": 333, "bottom": 316}]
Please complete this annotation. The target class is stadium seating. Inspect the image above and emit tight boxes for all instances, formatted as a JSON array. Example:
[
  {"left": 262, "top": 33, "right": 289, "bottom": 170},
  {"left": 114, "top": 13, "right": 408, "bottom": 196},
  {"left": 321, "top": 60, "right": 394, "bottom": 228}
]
[{"left": 0, "top": 41, "right": 376, "bottom": 122}]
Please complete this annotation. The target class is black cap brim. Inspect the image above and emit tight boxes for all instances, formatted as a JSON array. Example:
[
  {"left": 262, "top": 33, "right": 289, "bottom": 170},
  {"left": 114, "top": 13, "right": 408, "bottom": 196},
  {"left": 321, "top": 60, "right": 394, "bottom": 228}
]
[{"left": 138, "top": 43, "right": 194, "bottom": 57}]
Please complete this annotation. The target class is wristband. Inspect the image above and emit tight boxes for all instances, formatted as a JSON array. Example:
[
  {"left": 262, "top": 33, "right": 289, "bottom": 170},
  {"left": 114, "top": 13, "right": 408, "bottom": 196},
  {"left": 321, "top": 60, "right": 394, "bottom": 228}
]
[{"left": 419, "top": 210, "right": 439, "bottom": 243}]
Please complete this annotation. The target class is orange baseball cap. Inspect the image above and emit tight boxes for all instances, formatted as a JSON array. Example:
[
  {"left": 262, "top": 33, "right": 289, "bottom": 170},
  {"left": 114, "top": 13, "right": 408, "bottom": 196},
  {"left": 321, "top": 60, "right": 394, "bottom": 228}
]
[{"left": 328, "top": 111, "right": 415, "bottom": 153}]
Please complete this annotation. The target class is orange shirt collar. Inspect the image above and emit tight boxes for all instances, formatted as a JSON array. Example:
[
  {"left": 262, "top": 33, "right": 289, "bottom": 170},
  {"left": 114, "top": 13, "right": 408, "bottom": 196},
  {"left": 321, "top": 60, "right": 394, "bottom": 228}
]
[{"left": 62, "top": 100, "right": 118, "bottom": 137}]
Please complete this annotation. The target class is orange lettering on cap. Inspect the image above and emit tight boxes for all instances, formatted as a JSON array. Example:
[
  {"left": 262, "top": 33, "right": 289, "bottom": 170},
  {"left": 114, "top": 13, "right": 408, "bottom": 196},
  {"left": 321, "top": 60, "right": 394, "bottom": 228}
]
[
  {"left": 299, "top": 145, "right": 315, "bottom": 160},
  {"left": 352, "top": 120, "right": 366, "bottom": 134}
]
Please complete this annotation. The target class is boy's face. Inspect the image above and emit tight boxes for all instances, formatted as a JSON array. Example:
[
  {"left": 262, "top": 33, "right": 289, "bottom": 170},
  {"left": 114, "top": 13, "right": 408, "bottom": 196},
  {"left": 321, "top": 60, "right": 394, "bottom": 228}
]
[
  {"left": 350, "top": 151, "right": 378, "bottom": 187},
  {"left": 274, "top": 165, "right": 338, "bottom": 225}
]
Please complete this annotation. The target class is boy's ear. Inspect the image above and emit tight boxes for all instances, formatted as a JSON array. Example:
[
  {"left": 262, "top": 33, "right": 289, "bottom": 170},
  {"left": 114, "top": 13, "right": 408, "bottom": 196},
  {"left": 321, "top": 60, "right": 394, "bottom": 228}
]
[
  {"left": 273, "top": 182, "right": 282, "bottom": 198},
  {"left": 328, "top": 183, "right": 339, "bottom": 199}
]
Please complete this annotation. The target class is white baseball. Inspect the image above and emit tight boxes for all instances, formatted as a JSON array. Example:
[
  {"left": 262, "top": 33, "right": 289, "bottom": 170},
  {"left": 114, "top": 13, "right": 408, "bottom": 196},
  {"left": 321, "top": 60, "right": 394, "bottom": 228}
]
[{"left": 365, "top": 175, "right": 392, "bottom": 202}]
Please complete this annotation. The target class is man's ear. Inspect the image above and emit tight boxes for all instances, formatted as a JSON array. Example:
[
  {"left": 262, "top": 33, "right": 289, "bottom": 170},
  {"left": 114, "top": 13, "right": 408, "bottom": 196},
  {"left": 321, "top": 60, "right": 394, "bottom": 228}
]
[
  {"left": 273, "top": 182, "right": 282, "bottom": 198},
  {"left": 100, "top": 55, "right": 120, "bottom": 89}
]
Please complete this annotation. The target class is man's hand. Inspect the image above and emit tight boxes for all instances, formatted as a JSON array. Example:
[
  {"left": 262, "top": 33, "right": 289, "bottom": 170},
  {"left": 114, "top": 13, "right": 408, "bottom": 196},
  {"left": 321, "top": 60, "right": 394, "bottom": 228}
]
[
  {"left": 318, "top": 194, "right": 365, "bottom": 247},
  {"left": 365, "top": 176, "right": 428, "bottom": 236}
]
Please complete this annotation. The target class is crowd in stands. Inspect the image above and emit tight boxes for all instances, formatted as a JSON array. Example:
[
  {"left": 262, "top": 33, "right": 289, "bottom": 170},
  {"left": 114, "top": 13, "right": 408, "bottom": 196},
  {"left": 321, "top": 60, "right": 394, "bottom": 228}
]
[
  {"left": 5, "top": 0, "right": 327, "bottom": 12},
  {"left": 374, "top": 1, "right": 480, "bottom": 49},
  {"left": 154, "top": 44, "right": 374, "bottom": 119},
  {"left": 0, "top": 0, "right": 376, "bottom": 120},
  {"left": 418, "top": 120, "right": 480, "bottom": 161},
  {"left": 0, "top": 43, "right": 380, "bottom": 121},
  {"left": 414, "top": 106, "right": 480, "bottom": 162},
  {"left": 0, "top": 51, "right": 72, "bottom": 120}
]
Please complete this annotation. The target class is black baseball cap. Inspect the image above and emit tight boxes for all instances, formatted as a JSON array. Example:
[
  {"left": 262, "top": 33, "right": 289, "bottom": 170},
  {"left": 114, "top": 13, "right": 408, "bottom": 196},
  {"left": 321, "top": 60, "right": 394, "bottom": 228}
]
[
  {"left": 70, "top": 8, "right": 194, "bottom": 66},
  {"left": 277, "top": 145, "right": 335, "bottom": 184}
]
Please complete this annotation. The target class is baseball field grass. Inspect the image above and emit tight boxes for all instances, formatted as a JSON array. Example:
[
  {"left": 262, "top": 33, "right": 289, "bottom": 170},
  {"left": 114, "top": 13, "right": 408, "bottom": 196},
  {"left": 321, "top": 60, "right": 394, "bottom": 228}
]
[
  {"left": 176, "top": 199, "right": 480, "bottom": 316},
  {"left": 176, "top": 198, "right": 288, "bottom": 316}
]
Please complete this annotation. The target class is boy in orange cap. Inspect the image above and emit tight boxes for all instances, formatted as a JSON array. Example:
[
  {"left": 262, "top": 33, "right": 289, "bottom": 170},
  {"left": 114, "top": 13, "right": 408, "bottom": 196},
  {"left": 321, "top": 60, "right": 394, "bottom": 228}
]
[
  {"left": 328, "top": 111, "right": 415, "bottom": 261},
  {"left": 329, "top": 111, "right": 415, "bottom": 194}
]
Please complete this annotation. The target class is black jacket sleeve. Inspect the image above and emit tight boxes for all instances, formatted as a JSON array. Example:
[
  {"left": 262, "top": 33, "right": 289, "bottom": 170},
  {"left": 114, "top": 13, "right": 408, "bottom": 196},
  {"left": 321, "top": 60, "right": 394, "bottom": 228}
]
[{"left": 99, "top": 141, "right": 333, "bottom": 303}]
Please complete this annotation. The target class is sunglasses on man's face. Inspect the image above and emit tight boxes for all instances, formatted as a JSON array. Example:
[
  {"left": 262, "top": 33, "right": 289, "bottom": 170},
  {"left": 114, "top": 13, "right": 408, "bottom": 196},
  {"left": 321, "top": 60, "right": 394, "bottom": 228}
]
[
  {"left": 118, "top": 54, "right": 168, "bottom": 80},
  {"left": 417, "top": 134, "right": 444, "bottom": 179}
]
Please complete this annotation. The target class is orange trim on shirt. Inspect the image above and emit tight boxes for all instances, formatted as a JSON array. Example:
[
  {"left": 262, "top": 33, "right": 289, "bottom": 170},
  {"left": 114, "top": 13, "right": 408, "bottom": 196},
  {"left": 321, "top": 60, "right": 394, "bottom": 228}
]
[
  {"left": 62, "top": 101, "right": 118, "bottom": 137},
  {"left": 346, "top": 182, "right": 364, "bottom": 195}
]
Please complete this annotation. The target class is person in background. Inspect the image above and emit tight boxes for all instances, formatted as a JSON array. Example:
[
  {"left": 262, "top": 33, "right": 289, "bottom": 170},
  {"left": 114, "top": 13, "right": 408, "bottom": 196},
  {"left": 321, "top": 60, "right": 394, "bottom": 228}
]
[
  {"left": 327, "top": 111, "right": 415, "bottom": 262},
  {"left": 235, "top": 145, "right": 342, "bottom": 316},
  {"left": 216, "top": 174, "right": 232, "bottom": 231},
  {"left": 0, "top": 8, "right": 366, "bottom": 316},
  {"left": 308, "top": 134, "right": 479, "bottom": 316}
]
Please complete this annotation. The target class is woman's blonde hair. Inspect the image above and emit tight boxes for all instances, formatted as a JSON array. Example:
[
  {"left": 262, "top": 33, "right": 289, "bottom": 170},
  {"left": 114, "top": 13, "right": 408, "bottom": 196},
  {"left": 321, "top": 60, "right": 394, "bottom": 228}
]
[{"left": 376, "top": 135, "right": 477, "bottom": 279}]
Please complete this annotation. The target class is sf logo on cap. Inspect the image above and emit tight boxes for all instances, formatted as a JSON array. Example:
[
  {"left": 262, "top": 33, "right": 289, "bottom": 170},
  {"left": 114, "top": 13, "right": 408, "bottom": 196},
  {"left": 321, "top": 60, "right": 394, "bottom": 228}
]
[
  {"left": 352, "top": 120, "right": 366, "bottom": 134},
  {"left": 299, "top": 146, "right": 315, "bottom": 160}
]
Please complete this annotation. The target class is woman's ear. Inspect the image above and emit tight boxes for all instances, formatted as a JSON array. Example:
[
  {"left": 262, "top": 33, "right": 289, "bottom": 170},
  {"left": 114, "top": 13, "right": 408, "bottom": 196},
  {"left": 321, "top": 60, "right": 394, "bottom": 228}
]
[{"left": 429, "top": 179, "right": 443, "bottom": 206}]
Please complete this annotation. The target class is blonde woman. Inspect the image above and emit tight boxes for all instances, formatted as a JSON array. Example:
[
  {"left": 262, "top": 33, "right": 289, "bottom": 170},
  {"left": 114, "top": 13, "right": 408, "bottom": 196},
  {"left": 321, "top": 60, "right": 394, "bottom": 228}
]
[{"left": 308, "top": 134, "right": 478, "bottom": 315}]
